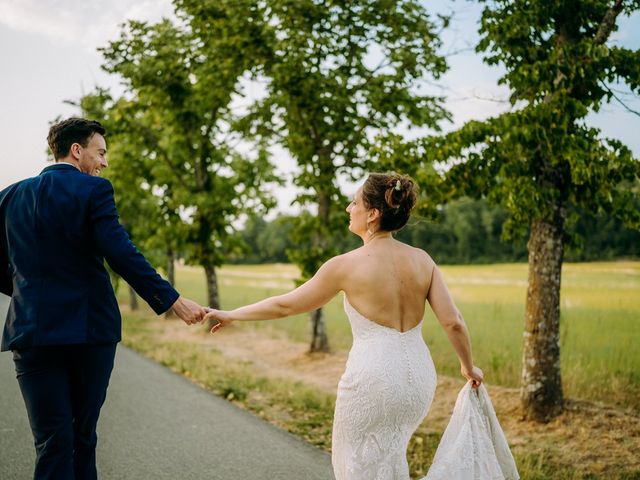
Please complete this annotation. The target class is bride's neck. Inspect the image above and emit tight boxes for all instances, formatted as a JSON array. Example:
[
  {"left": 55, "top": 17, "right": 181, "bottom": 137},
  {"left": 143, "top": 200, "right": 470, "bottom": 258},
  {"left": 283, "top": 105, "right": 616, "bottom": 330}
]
[{"left": 364, "top": 231, "right": 393, "bottom": 245}]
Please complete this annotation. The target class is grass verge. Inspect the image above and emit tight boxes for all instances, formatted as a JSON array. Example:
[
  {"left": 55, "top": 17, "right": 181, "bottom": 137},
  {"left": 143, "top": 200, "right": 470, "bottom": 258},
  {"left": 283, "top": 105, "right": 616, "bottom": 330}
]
[{"left": 121, "top": 311, "right": 639, "bottom": 480}]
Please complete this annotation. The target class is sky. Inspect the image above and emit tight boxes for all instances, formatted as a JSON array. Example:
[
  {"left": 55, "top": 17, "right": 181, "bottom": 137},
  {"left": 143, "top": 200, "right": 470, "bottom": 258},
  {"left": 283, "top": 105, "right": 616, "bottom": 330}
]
[{"left": 0, "top": 0, "right": 638, "bottom": 214}]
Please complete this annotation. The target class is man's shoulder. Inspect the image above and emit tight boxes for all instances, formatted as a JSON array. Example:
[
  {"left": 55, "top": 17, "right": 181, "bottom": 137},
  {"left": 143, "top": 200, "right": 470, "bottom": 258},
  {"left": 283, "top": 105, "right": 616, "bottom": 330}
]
[
  {"left": 39, "top": 166, "right": 112, "bottom": 191},
  {"left": 77, "top": 174, "right": 114, "bottom": 197},
  {"left": 0, "top": 180, "right": 21, "bottom": 196},
  {"left": 85, "top": 174, "right": 113, "bottom": 188},
  {"left": 1, "top": 174, "right": 40, "bottom": 191},
  {"left": 0, "top": 178, "right": 29, "bottom": 203}
]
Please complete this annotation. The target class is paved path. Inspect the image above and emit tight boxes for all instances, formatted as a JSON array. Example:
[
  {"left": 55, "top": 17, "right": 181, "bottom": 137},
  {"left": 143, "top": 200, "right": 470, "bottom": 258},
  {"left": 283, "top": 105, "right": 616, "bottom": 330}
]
[{"left": 0, "top": 295, "right": 334, "bottom": 479}]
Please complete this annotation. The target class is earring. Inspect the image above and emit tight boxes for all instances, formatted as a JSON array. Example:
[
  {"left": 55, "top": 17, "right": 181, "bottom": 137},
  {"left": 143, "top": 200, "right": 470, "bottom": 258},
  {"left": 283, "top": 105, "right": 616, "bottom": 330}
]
[{"left": 367, "top": 221, "right": 375, "bottom": 236}]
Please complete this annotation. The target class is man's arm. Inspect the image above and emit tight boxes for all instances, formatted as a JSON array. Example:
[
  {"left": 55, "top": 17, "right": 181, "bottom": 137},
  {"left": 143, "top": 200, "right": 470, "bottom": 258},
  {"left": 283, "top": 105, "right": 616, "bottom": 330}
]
[{"left": 88, "top": 178, "right": 204, "bottom": 324}]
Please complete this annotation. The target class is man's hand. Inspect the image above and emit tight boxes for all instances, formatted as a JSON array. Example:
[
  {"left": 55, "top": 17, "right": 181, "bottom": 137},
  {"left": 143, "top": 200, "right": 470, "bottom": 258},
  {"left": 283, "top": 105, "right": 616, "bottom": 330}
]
[{"left": 171, "top": 296, "right": 207, "bottom": 325}]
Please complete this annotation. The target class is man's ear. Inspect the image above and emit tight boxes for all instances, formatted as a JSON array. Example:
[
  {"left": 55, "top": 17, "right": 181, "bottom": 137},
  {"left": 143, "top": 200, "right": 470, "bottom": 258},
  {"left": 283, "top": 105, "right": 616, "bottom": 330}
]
[{"left": 71, "top": 143, "right": 81, "bottom": 160}]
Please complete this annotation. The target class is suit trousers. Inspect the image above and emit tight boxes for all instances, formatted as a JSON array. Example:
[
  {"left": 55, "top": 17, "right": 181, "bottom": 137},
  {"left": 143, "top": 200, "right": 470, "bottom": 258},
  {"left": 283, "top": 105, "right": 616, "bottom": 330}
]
[{"left": 13, "top": 343, "right": 117, "bottom": 480}]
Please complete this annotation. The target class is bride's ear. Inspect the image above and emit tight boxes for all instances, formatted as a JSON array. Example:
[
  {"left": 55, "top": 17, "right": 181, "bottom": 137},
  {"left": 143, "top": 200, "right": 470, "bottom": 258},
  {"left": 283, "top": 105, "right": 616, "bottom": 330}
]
[{"left": 367, "top": 208, "right": 381, "bottom": 224}]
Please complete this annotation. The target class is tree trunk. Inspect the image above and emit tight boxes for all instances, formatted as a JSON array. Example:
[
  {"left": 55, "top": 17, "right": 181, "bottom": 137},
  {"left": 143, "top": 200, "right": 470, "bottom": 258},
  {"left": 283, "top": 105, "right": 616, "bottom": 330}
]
[
  {"left": 308, "top": 190, "right": 331, "bottom": 353},
  {"left": 309, "top": 307, "right": 330, "bottom": 353},
  {"left": 204, "top": 264, "right": 220, "bottom": 328},
  {"left": 128, "top": 284, "right": 138, "bottom": 311},
  {"left": 165, "top": 249, "right": 176, "bottom": 319},
  {"left": 521, "top": 217, "right": 564, "bottom": 422},
  {"left": 167, "top": 250, "right": 175, "bottom": 286},
  {"left": 129, "top": 285, "right": 138, "bottom": 311}
]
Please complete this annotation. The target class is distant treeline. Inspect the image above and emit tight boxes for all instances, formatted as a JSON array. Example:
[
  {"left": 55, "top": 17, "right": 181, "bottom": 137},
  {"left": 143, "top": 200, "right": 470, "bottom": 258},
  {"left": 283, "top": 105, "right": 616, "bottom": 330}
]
[{"left": 231, "top": 197, "right": 639, "bottom": 265}]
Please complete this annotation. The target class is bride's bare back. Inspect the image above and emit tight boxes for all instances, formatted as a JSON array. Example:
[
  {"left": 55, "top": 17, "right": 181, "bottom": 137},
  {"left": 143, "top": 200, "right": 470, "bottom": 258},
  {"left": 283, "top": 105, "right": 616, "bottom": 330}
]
[{"left": 340, "top": 237, "right": 434, "bottom": 333}]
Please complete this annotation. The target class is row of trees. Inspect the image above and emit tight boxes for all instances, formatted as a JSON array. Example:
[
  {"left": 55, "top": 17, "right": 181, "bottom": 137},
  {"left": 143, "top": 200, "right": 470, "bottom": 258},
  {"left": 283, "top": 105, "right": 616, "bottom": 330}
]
[
  {"left": 232, "top": 198, "right": 640, "bottom": 265},
  {"left": 76, "top": 0, "right": 640, "bottom": 421},
  {"left": 81, "top": 0, "right": 451, "bottom": 353}
]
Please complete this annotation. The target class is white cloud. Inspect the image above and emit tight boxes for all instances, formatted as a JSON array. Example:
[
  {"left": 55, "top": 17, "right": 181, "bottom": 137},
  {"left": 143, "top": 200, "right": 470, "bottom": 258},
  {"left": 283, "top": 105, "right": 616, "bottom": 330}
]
[{"left": 0, "top": 0, "right": 174, "bottom": 51}]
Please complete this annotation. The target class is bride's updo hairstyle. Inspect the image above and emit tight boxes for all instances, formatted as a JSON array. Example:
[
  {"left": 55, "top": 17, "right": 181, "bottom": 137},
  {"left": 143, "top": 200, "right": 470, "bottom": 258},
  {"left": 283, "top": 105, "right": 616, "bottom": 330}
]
[{"left": 361, "top": 172, "right": 417, "bottom": 232}]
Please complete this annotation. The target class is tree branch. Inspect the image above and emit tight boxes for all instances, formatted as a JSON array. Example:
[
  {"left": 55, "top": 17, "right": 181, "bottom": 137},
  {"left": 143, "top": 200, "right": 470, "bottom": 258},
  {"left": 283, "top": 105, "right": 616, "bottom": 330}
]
[
  {"left": 594, "top": 0, "right": 624, "bottom": 45},
  {"left": 470, "top": 90, "right": 511, "bottom": 104},
  {"left": 445, "top": 45, "right": 476, "bottom": 57},
  {"left": 599, "top": 80, "right": 640, "bottom": 117}
]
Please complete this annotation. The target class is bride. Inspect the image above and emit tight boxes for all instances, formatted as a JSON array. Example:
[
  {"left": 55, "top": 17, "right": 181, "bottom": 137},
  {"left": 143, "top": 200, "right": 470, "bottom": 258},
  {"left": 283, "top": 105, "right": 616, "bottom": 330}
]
[{"left": 205, "top": 172, "right": 513, "bottom": 479}]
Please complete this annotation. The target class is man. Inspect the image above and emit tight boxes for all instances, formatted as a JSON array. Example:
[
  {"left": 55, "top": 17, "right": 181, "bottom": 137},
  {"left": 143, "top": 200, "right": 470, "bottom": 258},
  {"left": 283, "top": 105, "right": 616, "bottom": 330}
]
[{"left": 0, "top": 118, "right": 206, "bottom": 479}]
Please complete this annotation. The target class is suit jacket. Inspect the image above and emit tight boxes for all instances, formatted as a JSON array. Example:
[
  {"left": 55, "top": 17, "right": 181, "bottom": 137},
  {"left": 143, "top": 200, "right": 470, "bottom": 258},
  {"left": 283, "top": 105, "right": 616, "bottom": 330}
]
[{"left": 0, "top": 163, "right": 179, "bottom": 351}]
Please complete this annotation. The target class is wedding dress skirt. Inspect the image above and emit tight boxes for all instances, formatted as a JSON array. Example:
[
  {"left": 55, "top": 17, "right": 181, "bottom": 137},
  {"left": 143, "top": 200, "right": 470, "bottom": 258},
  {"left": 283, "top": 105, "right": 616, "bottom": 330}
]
[
  {"left": 332, "top": 295, "right": 519, "bottom": 480},
  {"left": 423, "top": 383, "right": 519, "bottom": 480},
  {"left": 332, "top": 296, "right": 437, "bottom": 479}
]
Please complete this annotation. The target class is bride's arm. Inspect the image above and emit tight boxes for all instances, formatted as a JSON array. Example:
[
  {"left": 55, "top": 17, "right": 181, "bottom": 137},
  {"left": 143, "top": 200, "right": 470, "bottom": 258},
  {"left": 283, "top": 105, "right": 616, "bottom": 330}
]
[
  {"left": 427, "top": 266, "right": 483, "bottom": 386},
  {"left": 206, "top": 256, "right": 345, "bottom": 323}
]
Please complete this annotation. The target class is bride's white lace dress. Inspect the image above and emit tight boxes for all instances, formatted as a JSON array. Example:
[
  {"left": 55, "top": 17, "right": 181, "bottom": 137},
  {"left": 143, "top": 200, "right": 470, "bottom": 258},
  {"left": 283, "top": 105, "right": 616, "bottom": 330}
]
[
  {"left": 332, "top": 296, "right": 437, "bottom": 479},
  {"left": 332, "top": 295, "right": 519, "bottom": 480}
]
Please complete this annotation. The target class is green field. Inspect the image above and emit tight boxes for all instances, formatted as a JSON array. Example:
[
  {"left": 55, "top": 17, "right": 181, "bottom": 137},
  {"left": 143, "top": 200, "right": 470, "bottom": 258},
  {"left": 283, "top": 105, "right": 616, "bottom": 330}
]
[{"left": 121, "top": 261, "right": 640, "bottom": 410}]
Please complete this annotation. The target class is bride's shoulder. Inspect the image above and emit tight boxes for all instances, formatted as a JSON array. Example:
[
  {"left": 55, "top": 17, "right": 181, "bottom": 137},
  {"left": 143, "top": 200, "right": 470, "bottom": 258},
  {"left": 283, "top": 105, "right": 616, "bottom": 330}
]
[
  {"left": 325, "top": 249, "right": 367, "bottom": 274},
  {"left": 406, "top": 244, "right": 436, "bottom": 267},
  {"left": 330, "top": 249, "right": 360, "bottom": 265},
  {"left": 319, "top": 251, "right": 357, "bottom": 272},
  {"left": 392, "top": 239, "right": 428, "bottom": 257}
]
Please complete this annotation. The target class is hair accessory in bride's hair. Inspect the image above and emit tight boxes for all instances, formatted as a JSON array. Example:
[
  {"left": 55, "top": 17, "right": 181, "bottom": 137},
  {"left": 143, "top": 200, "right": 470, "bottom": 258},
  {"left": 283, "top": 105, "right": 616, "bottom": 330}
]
[{"left": 394, "top": 179, "right": 402, "bottom": 191}]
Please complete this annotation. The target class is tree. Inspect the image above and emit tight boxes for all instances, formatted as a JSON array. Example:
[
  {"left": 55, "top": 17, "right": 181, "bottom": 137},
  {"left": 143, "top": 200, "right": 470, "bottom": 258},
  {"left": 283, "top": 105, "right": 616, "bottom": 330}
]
[
  {"left": 180, "top": 0, "right": 450, "bottom": 351},
  {"left": 395, "top": 198, "right": 528, "bottom": 264},
  {"left": 229, "top": 214, "right": 295, "bottom": 264},
  {"left": 94, "top": 16, "right": 279, "bottom": 313},
  {"left": 377, "top": 0, "right": 640, "bottom": 421}
]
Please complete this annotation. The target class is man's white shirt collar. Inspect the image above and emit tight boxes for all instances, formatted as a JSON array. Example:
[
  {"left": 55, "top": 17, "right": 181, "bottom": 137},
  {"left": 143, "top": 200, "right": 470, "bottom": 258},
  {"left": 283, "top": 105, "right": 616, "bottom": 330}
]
[{"left": 57, "top": 162, "right": 81, "bottom": 171}]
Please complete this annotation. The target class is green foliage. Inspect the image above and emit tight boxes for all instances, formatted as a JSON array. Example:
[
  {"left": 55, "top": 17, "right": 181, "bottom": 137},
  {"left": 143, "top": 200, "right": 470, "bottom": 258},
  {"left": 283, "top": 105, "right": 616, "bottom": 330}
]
[
  {"left": 174, "top": 0, "right": 450, "bottom": 347},
  {"left": 376, "top": 1, "right": 640, "bottom": 240},
  {"left": 229, "top": 198, "right": 639, "bottom": 265},
  {"left": 565, "top": 201, "right": 640, "bottom": 261},
  {"left": 396, "top": 198, "right": 529, "bottom": 264},
  {"left": 231, "top": 216, "right": 290, "bottom": 264},
  {"left": 79, "top": 10, "right": 282, "bottom": 304},
  {"left": 178, "top": 0, "right": 450, "bottom": 279},
  {"left": 230, "top": 213, "right": 361, "bottom": 265}
]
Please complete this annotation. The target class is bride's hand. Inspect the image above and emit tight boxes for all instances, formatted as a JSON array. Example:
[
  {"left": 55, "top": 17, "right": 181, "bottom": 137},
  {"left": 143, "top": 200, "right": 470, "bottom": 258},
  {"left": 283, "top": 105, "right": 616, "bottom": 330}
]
[
  {"left": 461, "top": 365, "right": 483, "bottom": 389},
  {"left": 204, "top": 309, "right": 233, "bottom": 333}
]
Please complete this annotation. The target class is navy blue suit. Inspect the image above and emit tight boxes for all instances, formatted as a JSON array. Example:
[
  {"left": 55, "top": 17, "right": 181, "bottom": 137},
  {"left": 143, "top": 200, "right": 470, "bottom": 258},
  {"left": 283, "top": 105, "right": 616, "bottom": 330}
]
[{"left": 0, "top": 163, "right": 179, "bottom": 479}]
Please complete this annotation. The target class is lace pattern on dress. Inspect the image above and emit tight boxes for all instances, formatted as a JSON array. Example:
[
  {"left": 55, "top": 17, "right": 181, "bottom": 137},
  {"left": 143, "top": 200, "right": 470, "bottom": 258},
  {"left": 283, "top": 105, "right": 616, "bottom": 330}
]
[{"left": 332, "top": 295, "right": 437, "bottom": 480}]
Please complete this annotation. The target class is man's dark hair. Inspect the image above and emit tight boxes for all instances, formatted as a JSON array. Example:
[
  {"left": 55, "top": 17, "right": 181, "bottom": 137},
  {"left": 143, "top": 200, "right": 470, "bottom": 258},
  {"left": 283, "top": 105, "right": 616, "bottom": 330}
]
[{"left": 47, "top": 118, "right": 106, "bottom": 160}]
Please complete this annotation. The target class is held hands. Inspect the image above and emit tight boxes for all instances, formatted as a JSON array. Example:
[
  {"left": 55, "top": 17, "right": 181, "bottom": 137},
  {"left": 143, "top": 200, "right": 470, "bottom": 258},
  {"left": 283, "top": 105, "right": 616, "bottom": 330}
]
[
  {"left": 171, "top": 296, "right": 208, "bottom": 325},
  {"left": 461, "top": 365, "right": 484, "bottom": 389},
  {"left": 203, "top": 309, "right": 233, "bottom": 333}
]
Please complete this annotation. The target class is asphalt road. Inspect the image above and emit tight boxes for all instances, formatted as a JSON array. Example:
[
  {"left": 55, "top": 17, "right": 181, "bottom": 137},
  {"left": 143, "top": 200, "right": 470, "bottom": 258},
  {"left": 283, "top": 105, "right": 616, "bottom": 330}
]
[{"left": 0, "top": 294, "right": 334, "bottom": 479}]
